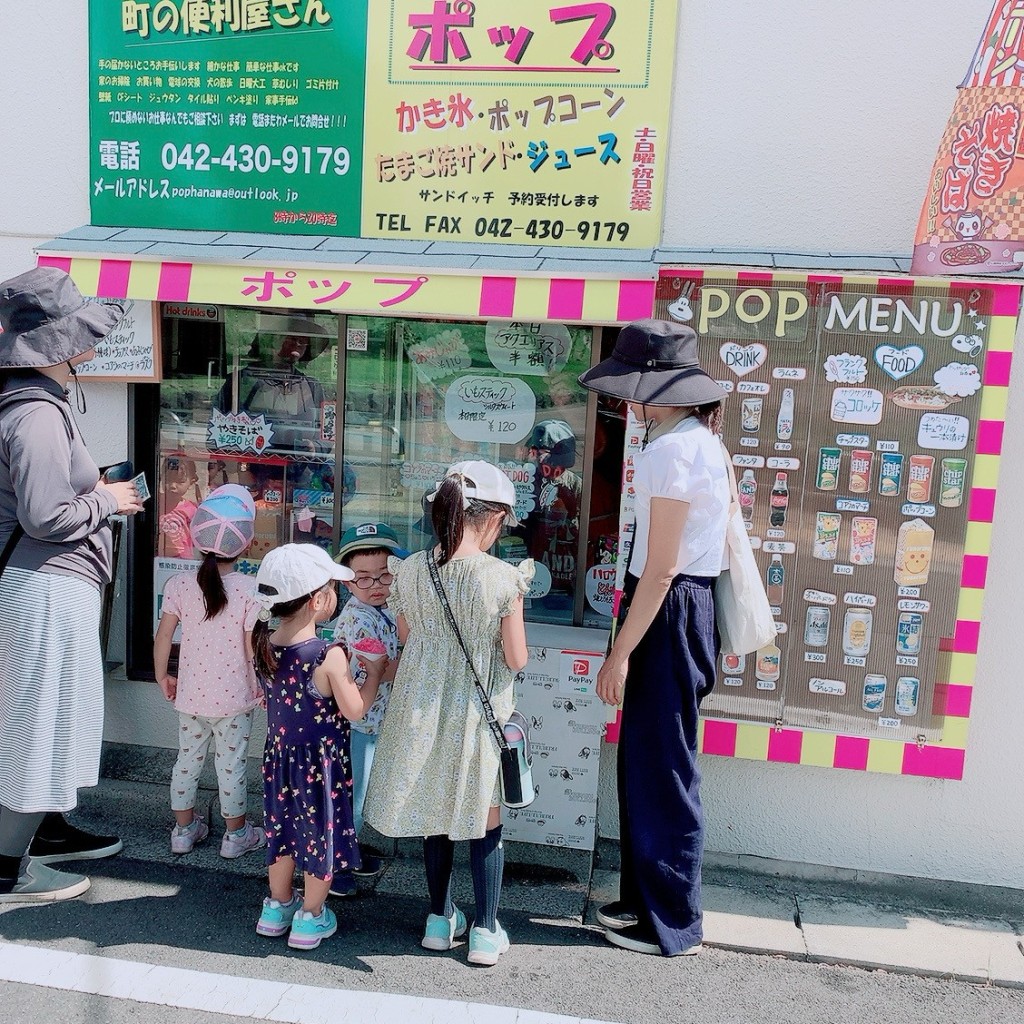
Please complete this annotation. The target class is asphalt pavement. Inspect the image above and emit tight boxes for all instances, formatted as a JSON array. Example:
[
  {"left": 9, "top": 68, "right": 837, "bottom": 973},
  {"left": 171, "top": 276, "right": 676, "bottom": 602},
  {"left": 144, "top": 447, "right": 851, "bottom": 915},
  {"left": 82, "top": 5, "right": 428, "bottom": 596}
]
[{"left": 0, "top": 776, "right": 1022, "bottom": 1024}]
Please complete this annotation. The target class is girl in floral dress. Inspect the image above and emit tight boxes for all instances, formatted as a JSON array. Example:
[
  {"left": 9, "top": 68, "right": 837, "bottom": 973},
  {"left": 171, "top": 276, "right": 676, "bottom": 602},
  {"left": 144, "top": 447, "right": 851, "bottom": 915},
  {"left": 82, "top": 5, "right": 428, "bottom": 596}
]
[
  {"left": 364, "top": 461, "right": 531, "bottom": 967},
  {"left": 251, "top": 544, "right": 387, "bottom": 951}
]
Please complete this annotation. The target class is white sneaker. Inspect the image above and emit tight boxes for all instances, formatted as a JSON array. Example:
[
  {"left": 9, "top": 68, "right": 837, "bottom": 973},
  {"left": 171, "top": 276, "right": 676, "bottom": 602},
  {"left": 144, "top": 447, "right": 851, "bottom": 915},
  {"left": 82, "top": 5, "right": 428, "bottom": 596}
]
[
  {"left": 467, "top": 922, "right": 510, "bottom": 966},
  {"left": 170, "top": 817, "right": 209, "bottom": 855},
  {"left": 220, "top": 821, "right": 267, "bottom": 860}
]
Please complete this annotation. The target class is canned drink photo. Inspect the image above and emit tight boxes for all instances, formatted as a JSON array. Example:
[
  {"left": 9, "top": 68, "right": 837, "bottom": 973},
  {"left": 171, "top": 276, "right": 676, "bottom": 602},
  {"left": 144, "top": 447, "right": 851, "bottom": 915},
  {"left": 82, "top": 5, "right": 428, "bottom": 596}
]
[
  {"left": 939, "top": 458, "right": 968, "bottom": 508},
  {"left": 849, "top": 516, "right": 877, "bottom": 566},
  {"left": 741, "top": 397, "right": 764, "bottom": 432},
  {"left": 813, "top": 512, "right": 842, "bottom": 560},
  {"left": 862, "top": 674, "right": 887, "bottom": 713},
  {"left": 848, "top": 450, "right": 874, "bottom": 493},
  {"left": 817, "top": 447, "right": 842, "bottom": 491},
  {"left": 878, "top": 452, "right": 904, "bottom": 497},
  {"left": 804, "top": 606, "right": 831, "bottom": 647},
  {"left": 895, "top": 676, "right": 920, "bottom": 717},
  {"left": 895, "top": 612, "right": 923, "bottom": 656},
  {"left": 907, "top": 455, "right": 935, "bottom": 504},
  {"left": 843, "top": 608, "right": 873, "bottom": 657}
]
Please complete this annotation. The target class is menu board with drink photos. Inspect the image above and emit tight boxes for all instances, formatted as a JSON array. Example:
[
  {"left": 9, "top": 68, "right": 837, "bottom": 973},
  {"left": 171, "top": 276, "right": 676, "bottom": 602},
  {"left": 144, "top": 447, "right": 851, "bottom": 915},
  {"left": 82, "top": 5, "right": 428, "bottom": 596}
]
[{"left": 656, "top": 272, "right": 1002, "bottom": 743}]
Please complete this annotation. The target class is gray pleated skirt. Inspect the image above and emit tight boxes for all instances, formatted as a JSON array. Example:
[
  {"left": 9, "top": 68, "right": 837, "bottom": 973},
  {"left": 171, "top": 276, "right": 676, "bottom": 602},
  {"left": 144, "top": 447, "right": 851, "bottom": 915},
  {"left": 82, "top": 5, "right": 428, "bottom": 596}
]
[{"left": 0, "top": 567, "right": 104, "bottom": 812}]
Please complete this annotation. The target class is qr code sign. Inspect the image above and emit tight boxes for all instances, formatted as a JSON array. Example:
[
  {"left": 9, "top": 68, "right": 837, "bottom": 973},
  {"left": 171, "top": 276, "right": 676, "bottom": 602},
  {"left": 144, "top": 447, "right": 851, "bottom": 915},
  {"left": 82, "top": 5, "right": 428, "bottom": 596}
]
[{"left": 346, "top": 329, "right": 368, "bottom": 352}]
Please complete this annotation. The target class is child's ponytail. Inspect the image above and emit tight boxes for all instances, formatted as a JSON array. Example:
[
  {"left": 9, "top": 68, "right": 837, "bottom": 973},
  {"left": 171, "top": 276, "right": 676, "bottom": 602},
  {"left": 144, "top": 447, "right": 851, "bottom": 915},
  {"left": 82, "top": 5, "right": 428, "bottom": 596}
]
[
  {"left": 251, "top": 592, "right": 317, "bottom": 681},
  {"left": 197, "top": 551, "right": 229, "bottom": 620},
  {"left": 432, "top": 476, "right": 466, "bottom": 567}
]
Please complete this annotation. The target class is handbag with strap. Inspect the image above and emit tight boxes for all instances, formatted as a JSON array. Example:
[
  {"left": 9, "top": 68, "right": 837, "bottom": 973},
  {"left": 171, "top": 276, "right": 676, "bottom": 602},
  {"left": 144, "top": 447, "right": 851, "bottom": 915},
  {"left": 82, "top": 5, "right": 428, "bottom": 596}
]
[
  {"left": 714, "top": 451, "right": 778, "bottom": 656},
  {"left": 0, "top": 524, "right": 24, "bottom": 581},
  {"left": 426, "top": 550, "right": 535, "bottom": 809}
]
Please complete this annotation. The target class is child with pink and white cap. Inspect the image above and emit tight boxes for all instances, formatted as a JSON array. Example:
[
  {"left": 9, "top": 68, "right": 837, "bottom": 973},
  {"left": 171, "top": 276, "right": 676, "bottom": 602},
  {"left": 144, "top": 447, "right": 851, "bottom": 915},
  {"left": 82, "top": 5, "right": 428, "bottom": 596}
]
[{"left": 153, "top": 485, "right": 266, "bottom": 859}]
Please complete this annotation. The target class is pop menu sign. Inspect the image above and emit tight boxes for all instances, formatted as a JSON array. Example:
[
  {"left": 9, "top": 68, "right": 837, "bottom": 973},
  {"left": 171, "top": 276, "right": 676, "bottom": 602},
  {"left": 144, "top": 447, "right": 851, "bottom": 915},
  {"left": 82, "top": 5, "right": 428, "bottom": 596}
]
[{"left": 654, "top": 270, "right": 1022, "bottom": 780}]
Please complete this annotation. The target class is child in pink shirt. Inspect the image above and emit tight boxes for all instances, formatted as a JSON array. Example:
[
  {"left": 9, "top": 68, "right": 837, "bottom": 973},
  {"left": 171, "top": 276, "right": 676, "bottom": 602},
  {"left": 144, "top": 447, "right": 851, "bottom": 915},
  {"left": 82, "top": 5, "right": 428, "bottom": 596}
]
[{"left": 153, "top": 485, "right": 265, "bottom": 859}]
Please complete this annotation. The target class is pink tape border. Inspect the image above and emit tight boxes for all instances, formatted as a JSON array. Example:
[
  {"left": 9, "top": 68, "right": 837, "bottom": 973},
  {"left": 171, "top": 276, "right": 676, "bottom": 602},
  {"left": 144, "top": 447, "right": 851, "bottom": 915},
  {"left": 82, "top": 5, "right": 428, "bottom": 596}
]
[
  {"left": 156, "top": 262, "right": 192, "bottom": 302},
  {"left": 547, "top": 279, "right": 586, "bottom": 321},
  {"left": 767, "top": 729, "right": 803, "bottom": 765},
  {"left": 902, "top": 744, "right": 966, "bottom": 781},
  {"left": 97, "top": 259, "right": 131, "bottom": 300},
  {"left": 961, "top": 554, "right": 989, "bottom": 590},
  {"left": 478, "top": 276, "right": 516, "bottom": 318},
  {"left": 984, "top": 350, "right": 1013, "bottom": 388}
]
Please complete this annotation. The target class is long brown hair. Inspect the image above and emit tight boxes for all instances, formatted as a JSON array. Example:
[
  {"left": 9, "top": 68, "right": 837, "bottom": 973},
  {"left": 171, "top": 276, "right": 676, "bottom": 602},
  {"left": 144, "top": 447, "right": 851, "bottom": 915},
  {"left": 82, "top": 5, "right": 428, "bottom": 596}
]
[
  {"left": 431, "top": 475, "right": 511, "bottom": 567},
  {"left": 251, "top": 592, "right": 315, "bottom": 681},
  {"left": 197, "top": 552, "right": 233, "bottom": 620}
]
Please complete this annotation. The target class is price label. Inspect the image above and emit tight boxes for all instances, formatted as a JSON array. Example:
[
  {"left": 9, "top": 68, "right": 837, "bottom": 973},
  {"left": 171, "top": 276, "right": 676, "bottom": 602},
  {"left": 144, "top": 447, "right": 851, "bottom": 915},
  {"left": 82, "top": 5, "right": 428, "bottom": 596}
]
[
  {"left": 723, "top": 677, "right": 744, "bottom": 687},
  {"left": 756, "top": 679, "right": 778, "bottom": 691},
  {"left": 878, "top": 718, "right": 902, "bottom": 730},
  {"left": 844, "top": 656, "right": 867, "bottom": 667},
  {"left": 896, "top": 656, "right": 920, "bottom": 667},
  {"left": 805, "top": 652, "right": 827, "bottom": 664},
  {"left": 876, "top": 440, "right": 900, "bottom": 452},
  {"left": 833, "top": 564, "right": 854, "bottom": 575},
  {"left": 740, "top": 437, "right": 760, "bottom": 448},
  {"left": 897, "top": 587, "right": 921, "bottom": 598},
  {"left": 766, "top": 529, "right": 786, "bottom": 540},
  {"left": 774, "top": 442, "right": 793, "bottom": 452}
]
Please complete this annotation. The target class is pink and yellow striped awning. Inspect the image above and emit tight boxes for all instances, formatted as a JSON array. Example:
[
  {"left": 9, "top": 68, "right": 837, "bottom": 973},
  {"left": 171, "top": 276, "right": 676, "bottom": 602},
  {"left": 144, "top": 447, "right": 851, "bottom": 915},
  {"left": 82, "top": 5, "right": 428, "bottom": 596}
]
[{"left": 36, "top": 253, "right": 657, "bottom": 326}]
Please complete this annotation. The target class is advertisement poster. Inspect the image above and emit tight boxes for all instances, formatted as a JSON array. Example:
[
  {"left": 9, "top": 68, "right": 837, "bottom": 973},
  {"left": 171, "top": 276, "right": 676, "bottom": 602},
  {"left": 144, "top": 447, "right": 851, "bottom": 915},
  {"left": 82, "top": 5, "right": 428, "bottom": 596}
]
[
  {"left": 501, "top": 643, "right": 605, "bottom": 851},
  {"left": 911, "top": 3, "right": 1024, "bottom": 275},
  {"left": 362, "top": 1, "right": 678, "bottom": 247},
  {"left": 90, "top": 1, "right": 368, "bottom": 233},
  {"left": 656, "top": 271, "right": 1021, "bottom": 745}
]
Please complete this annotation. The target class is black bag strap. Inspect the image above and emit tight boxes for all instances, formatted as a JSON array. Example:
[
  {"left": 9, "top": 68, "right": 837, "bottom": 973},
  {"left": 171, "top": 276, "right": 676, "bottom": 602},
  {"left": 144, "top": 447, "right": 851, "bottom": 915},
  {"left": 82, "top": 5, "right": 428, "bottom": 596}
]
[
  {"left": 0, "top": 524, "right": 25, "bottom": 580},
  {"left": 426, "top": 549, "right": 509, "bottom": 754}
]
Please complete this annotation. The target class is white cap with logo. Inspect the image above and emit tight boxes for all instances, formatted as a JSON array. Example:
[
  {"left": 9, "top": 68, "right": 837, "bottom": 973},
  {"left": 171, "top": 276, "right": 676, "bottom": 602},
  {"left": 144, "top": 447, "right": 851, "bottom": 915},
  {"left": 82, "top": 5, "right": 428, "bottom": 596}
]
[
  {"left": 428, "top": 460, "right": 519, "bottom": 526},
  {"left": 255, "top": 543, "right": 354, "bottom": 609}
]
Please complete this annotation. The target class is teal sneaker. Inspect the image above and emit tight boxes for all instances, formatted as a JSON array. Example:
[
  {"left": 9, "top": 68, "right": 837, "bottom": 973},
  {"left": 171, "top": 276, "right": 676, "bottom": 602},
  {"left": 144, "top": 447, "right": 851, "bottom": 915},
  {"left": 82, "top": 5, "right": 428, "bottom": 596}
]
[
  {"left": 288, "top": 905, "right": 338, "bottom": 950},
  {"left": 467, "top": 921, "right": 510, "bottom": 966},
  {"left": 421, "top": 904, "right": 468, "bottom": 951},
  {"left": 255, "top": 895, "right": 301, "bottom": 937}
]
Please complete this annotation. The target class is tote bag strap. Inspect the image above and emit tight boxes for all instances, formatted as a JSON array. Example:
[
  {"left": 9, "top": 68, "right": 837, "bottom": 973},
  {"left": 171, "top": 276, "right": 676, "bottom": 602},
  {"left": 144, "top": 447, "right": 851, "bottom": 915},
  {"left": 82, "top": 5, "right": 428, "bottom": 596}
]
[
  {"left": 0, "top": 524, "right": 24, "bottom": 582},
  {"left": 426, "top": 550, "right": 509, "bottom": 754}
]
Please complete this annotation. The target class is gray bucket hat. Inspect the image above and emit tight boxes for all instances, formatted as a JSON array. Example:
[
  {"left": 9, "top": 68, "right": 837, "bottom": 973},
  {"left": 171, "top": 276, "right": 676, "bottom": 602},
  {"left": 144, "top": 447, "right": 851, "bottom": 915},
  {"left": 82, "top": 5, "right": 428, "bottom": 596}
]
[
  {"left": 578, "top": 319, "right": 729, "bottom": 407},
  {"left": 0, "top": 267, "right": 126, "bottom": 369}
]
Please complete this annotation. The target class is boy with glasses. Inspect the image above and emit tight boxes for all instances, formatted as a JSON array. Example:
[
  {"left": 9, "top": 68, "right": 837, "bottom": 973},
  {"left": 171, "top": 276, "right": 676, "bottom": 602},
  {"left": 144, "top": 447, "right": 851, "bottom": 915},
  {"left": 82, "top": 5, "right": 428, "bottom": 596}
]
[{"left": 329, "top": 523, "right": 405, "bottom": 892}]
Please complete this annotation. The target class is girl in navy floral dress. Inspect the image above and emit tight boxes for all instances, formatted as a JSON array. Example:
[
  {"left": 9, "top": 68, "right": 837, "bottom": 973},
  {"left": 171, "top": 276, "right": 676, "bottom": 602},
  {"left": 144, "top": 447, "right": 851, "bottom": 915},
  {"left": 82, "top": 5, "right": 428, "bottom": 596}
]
[{"left": 252, "top": 544, "right": 387, "bottom": 951}]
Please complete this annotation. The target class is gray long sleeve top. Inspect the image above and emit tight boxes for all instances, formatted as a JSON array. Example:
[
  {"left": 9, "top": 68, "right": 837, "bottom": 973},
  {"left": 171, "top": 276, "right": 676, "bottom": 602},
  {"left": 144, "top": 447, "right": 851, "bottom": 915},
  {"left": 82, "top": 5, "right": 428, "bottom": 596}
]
[{"left": 0, "top": 373, "right": 118, "bottom": 589}]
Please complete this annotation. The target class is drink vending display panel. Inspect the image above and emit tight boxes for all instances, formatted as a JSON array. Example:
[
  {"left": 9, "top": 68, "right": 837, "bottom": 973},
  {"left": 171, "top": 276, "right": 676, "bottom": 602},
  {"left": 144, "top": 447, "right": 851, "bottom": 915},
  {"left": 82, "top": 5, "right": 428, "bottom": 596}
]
[{"left": 655, "top": 274, "right": 994, "bottom": 743}]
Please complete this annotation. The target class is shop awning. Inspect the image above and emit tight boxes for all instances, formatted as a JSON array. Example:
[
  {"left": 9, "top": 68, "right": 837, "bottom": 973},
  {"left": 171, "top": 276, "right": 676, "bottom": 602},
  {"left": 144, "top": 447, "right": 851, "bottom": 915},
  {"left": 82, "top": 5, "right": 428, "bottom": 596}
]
[{"left": 36, "top": 226, "right": 658, "bottom": 325}]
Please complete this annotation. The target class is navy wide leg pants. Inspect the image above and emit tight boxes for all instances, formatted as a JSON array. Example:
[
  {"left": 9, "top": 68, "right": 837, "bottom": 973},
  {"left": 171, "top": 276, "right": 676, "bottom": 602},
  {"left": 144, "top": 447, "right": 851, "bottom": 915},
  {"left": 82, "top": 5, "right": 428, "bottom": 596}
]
[{"left": 617, "top": 572, "right": 718, "bottom": 955}]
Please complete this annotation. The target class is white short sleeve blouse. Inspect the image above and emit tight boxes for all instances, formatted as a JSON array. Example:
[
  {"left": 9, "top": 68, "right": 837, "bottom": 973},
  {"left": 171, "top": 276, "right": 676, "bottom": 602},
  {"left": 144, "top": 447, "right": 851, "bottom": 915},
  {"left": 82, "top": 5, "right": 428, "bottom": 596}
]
[{"left": 628, "top": 417, "right": 731, "bottom": 578}]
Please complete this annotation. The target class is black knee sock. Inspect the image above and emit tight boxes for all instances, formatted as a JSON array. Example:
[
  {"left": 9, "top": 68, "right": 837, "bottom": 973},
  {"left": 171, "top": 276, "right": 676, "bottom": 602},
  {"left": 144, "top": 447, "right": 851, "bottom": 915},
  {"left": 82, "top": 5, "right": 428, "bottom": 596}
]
[
  {"left": 469, "top": 825, "right": 504, "bottom": 932},
  {"left": 423, "top": 835, "right": 455, "bottom": 918}
]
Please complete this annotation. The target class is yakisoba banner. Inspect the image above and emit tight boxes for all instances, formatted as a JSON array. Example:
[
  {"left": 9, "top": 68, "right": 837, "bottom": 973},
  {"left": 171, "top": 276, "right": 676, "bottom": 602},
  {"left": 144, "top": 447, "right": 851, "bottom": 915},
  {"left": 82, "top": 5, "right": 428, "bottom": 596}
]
[{"left": 89, "top": 1, "right": 679, "bottom": 245}]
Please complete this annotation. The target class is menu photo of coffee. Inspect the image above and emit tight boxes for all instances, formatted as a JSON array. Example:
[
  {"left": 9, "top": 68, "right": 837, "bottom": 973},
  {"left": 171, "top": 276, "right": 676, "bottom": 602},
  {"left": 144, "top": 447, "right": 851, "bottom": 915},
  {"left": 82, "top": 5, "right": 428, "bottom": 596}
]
[{"left": 656, "top": 273, "right": 995, "bottom": 743}]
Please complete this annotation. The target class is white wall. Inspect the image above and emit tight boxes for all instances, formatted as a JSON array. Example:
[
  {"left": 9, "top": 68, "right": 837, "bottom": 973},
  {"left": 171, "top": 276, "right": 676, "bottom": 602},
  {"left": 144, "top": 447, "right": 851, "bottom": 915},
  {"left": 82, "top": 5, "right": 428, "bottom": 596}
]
[{"left": 3, "top": 1, "right": 1022, "bottom": 889}]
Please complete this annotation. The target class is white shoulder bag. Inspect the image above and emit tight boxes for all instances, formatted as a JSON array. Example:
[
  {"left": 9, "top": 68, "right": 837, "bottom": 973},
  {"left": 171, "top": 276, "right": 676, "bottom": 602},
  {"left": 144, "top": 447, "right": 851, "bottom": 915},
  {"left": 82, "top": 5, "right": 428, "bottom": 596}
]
[{"left": 714, "top": 450, "right": 778, "bottom": 656}]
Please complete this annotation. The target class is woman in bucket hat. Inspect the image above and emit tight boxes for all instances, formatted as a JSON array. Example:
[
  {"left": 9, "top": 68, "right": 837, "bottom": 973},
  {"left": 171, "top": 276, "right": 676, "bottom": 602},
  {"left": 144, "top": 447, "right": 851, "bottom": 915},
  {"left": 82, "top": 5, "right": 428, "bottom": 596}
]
[
  {"left": 578, "top": 319, "right": 731, "bottom": 957},
  {"left": 0, "top": 267, "right": 144, "bottom": 903}
]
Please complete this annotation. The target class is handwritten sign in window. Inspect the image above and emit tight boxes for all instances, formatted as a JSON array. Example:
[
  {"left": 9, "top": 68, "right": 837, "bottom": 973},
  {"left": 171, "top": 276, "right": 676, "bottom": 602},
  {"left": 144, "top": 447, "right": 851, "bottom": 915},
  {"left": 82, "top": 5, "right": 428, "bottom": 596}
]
[{"left": 78, "top": 299, "right": 161, "bottom": 382}]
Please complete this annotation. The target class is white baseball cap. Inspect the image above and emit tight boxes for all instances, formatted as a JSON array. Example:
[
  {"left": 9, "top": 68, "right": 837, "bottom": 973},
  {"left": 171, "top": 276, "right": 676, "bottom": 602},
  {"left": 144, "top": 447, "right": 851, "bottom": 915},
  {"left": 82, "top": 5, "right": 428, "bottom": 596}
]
[
  {"left": 429, "top": 460, "right": 519, "bottom": 526},
  {"left": 255, "top": 543, "right": 354, "bottom": 608}
]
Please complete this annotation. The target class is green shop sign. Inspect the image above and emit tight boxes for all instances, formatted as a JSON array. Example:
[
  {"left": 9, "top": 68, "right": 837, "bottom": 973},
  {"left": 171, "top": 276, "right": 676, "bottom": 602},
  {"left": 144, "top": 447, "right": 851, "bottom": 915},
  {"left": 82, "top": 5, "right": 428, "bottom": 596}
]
[{"left": 90, "top": 1, "right": 367, "bottom": 235}]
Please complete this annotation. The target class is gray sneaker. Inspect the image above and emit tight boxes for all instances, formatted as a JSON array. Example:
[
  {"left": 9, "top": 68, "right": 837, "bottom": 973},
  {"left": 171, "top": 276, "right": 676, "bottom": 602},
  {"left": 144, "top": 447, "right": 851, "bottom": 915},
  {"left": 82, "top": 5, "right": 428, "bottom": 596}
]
[{"left": 0, "top": 859, "right": 90, "bottom": 903}]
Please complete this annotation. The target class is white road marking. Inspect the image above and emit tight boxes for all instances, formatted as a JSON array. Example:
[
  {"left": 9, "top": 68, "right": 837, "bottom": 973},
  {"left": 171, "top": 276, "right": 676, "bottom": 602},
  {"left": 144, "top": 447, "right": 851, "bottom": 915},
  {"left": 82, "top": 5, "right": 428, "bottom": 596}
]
[{"left": 0, "top": 940, "right": 619, "bottom": 1024}]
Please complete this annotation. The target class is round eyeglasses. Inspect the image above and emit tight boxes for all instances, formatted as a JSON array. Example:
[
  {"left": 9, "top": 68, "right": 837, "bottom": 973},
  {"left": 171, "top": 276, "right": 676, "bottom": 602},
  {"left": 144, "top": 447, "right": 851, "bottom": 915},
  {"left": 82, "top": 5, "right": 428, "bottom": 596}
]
[{"left": 353, "top": 572, "right": 394, "bottom": 590}]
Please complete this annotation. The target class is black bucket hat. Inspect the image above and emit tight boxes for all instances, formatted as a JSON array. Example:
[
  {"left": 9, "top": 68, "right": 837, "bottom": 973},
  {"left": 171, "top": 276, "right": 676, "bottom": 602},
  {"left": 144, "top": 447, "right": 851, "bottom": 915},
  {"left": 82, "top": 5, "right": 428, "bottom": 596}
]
[
  {"left": 578, "top": 319, "right": 729, "bottom": 407},
  {"left": 0, "top": 267, "right": 126, "bottom": 369},
  {"left": 529, "top": 419, "right": 577, "bottom": 469}
]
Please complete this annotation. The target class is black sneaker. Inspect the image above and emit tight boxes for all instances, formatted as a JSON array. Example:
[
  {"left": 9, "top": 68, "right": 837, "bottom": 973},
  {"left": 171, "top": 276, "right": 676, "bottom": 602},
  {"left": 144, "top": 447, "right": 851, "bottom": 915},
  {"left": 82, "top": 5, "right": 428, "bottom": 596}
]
[
  {"left": 352, "top": 854, "right": 384, "bottom": 879},
  {"left": 328, "top": 871, "right": 357, "bottom": 898},
  {"left": 29, "top": 814, "right": 123, "bottom": 865},
  {"left": 596, "top": 900, "right": 638, "bottom": 930}
]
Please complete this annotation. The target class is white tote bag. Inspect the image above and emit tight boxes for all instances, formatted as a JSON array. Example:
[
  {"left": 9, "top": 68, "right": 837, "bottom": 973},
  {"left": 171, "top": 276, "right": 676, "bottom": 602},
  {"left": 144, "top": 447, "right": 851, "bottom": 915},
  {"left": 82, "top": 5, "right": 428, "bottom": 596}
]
[{"left": 714, "top": 453, "right": 778, "bottom": 656}]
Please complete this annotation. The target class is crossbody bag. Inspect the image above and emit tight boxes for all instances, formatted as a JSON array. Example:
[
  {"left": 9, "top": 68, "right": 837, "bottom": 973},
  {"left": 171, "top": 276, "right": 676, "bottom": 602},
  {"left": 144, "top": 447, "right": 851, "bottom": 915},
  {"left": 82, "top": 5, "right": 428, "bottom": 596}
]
[{"left": 426, "top": 550, "right": 535, "bottom": 809}]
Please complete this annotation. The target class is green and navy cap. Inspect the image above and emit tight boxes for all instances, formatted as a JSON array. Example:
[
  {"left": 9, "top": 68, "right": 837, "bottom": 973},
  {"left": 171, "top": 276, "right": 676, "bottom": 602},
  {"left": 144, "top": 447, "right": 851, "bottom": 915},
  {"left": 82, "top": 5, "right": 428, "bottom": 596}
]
[{"left": 335, "top": 522, "right": 406, "bottom": 563}]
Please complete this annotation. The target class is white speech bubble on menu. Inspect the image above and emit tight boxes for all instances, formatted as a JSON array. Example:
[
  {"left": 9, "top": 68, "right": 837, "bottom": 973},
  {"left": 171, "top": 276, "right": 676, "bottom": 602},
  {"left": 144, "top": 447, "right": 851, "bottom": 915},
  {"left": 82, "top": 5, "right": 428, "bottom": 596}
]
[
  {"left": 917, "top": 413, "right": 970, "bottom": 451},
  {"left": 830, "top": 387, "right": 884, "bottom": 425},
  {"left": 445, "top": 375, "right": 536, "bottom": 444}
]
